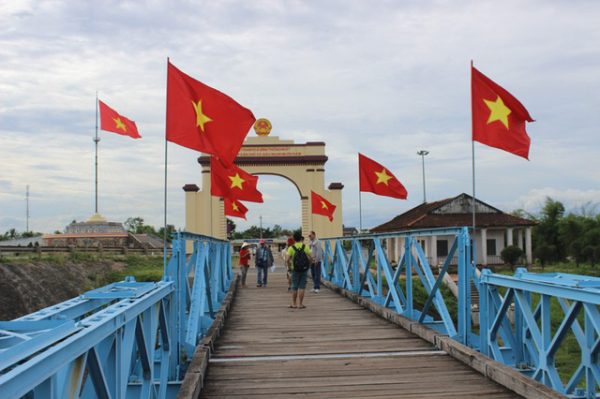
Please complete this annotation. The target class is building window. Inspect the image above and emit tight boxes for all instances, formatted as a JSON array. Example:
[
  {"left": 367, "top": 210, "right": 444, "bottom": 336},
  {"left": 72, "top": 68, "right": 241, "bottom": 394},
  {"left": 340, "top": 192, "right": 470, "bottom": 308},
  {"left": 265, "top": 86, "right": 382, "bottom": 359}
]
[
  {"left": 437, "top": 240, "right": 449, "bottom": 257},
  {"left": 486, "top": 239, "right": 497, "bottom": 256}
]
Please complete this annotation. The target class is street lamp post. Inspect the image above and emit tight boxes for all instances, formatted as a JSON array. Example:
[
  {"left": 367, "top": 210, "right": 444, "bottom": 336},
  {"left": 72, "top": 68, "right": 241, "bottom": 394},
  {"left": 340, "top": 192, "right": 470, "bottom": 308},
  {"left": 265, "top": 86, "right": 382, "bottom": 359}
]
[
  {"left": 417, "top": 150, "right": 429, "bottom": 203},
  {"left": 259, "top": 215, "right": 263, "bottom": 239}
]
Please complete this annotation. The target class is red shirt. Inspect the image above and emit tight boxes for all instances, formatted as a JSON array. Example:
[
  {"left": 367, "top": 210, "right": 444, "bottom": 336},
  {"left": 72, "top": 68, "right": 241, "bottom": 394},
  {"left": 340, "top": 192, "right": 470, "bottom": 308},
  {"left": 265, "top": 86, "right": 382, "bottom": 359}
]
[{"left": 239, "top": 248, "right": 250, "bottom": 266}]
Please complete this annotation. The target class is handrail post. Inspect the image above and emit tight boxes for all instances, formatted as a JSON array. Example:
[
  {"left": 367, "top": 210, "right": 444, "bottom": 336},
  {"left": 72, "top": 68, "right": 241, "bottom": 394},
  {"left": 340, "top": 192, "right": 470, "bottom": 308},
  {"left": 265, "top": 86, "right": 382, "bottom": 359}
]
[
  {"left": 352, "top": 239, "right": 360, "bottom": 293},
  {"left": 457, "top": 227, "right": 472, "bottom": 345},
  {"left": 405, "top": 236, "right": 413, "bottom": 318},
  {"left": 479, "top": 268, "right": 491, "bottom": 356},
  {"left": 376, "top": 239, "right": 382, "bottom": 299}
]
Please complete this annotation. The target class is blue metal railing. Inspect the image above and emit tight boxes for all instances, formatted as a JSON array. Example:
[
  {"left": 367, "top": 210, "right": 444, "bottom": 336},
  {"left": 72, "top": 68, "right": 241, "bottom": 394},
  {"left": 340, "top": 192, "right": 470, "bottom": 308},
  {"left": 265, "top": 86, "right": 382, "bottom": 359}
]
[
  {"left": 5, "top": 227, "right": 600, "bottom": 397},
  {"left": 480, "top": 268, "right": 600, "bottom": 398},
  {"left": 322, "top": 227, "right": 600, "bottom": 398},
  {"left": 321, "top": 227, "right": 477, "bottom": 345},
  {"left": 0, "top": 232, "right": 232, "bottom": 399}
]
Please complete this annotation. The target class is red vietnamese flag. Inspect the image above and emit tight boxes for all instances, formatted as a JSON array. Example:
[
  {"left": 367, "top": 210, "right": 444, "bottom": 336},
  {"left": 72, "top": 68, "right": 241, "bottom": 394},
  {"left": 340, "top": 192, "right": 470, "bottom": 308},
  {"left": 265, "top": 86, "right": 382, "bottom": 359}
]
[
  {"left": 210, "top": 157, "right": 263, "bottom": 203},
  {"left": 311, "top": 191, "right": 336, "bottom": 222},
  {"left": 359, "top": 153, "right": 407, "bottom": 199},
  {"left": 224, "top": 197, "right": 248, "bottom": 219},
  {"left": 472, "top": 66, "right": 534, "bottom": 159},
  {"left": 98, "top": 100, "right": 141, "bottom": 139},
  {"left": 166, "top": 60, "right": 255, "bottom": 166}
]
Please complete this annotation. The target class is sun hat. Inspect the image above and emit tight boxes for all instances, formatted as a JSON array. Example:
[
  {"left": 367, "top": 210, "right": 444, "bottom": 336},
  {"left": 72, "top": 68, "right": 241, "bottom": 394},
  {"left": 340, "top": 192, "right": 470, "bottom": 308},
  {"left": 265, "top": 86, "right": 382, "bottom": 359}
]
[{"left": 241, "top": 242, "right": 249, "bottom": 248}]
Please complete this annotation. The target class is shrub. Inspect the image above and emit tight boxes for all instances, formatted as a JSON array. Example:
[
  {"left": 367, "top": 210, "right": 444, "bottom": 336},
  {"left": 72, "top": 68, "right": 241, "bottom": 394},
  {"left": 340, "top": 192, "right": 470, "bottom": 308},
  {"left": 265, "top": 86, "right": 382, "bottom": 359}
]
[{"left": 501, "top": 245, "right": 524, "bottom": 271}]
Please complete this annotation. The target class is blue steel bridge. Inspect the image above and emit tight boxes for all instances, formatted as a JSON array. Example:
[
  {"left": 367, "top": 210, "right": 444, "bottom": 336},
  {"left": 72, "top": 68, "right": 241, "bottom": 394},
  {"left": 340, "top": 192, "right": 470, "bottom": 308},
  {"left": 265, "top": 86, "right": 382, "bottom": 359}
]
[{"left": 0, "top": 228, "right": 598, "bottom": 398}]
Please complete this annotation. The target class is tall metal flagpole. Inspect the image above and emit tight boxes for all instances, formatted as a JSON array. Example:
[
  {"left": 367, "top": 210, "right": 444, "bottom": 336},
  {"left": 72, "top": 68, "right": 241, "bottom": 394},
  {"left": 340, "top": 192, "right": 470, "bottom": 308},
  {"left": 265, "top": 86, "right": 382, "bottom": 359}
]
[
  {"left": 470, "top": 61, "right": 476, "bottom": 234},
  {"left": 358, "top": 158, "right": 363, "bottom": 232},
  {"left": 163, "top": 59, "right": 169, "bottom": 270},
  {"left": 94, "top": 91, "right": 100, "bottom": 215},
  {"left": 358, "top": 192, "right": 363, "bottom": 233},
  {"left": 472, "top": 140, "right": 476, "bottom": 232}
]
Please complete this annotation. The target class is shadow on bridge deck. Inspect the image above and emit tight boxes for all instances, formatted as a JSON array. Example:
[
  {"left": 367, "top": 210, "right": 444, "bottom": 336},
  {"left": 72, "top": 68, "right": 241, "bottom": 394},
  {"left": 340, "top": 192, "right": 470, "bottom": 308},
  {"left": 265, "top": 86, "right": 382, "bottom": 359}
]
[{"left": 200, "top": 266, "right": 522, "bottom": 398}]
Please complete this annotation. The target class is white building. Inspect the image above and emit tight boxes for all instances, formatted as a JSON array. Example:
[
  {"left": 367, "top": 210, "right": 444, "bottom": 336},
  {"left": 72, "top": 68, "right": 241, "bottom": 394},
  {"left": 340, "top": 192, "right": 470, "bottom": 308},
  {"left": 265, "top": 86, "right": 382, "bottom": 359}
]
[{"left": 371, "top": 193, "right": 535, "bottom": 267}]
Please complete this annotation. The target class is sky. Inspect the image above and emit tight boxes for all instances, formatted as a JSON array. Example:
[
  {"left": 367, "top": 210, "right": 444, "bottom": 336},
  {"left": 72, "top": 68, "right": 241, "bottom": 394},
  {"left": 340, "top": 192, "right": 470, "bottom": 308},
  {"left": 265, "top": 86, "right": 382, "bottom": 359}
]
[{"left": 1, "top": 0, "right": 600, "bottom": 234}]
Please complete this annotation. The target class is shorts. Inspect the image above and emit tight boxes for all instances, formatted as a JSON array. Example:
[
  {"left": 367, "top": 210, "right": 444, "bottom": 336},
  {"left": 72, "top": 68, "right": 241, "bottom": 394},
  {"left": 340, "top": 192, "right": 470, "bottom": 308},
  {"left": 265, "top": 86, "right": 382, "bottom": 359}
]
[{"left": 290, "top": 270, "right": 308, "bottom": 291}]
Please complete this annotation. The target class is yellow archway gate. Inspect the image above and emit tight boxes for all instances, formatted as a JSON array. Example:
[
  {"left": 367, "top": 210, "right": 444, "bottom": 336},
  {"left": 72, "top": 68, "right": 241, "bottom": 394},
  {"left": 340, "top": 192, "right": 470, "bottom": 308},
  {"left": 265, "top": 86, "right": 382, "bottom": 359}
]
[{"left": 183, "top": 120, "right": 343, "bottom": 240}]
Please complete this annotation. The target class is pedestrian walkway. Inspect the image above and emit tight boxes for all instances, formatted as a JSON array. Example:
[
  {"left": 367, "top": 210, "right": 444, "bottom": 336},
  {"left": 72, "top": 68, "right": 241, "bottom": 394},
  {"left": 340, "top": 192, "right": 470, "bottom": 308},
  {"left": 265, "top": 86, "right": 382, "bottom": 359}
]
[{"left": 201, "top": 266, "right": 522, "bottom": 398}]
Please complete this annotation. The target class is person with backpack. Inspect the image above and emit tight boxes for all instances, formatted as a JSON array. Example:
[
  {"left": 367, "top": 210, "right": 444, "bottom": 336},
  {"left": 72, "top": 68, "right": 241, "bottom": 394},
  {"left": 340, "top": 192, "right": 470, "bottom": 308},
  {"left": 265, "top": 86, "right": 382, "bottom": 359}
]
[
  {"left": 255, "top": 239, "right": 274, "bottom": 287},
  {"left": 286, "top": 231, "right": 312, "bottom": 308},
  {"left": 283, "top": 236, "right": 294, "bottom": 291}
]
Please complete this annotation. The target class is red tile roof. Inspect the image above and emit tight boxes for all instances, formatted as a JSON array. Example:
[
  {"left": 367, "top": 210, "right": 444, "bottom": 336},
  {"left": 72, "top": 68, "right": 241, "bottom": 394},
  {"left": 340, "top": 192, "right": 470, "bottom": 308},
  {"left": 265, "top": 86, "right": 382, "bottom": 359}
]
[{"left": 372, "top": 193, "right": 536, "bottom": 232}]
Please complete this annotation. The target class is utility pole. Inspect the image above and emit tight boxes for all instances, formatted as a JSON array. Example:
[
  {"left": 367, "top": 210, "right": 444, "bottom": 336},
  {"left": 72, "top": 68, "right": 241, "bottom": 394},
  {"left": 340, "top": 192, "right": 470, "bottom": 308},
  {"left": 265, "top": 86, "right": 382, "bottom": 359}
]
[
  {"left": 417, "top": 150, "right": 429, "bottom": 203},
  {"left": 259, "top": 215, "right": 263, "bottom": 239},
  {"left": 26, "top": 185, "right": 30, "bottom": 232}
]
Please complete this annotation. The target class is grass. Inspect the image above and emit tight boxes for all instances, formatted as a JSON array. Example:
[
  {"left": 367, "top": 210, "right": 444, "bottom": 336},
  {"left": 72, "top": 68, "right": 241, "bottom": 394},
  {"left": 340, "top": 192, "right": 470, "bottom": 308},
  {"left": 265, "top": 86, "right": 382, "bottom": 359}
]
[
  {"left": 105, "top": 255, "right": 164, "bottom": 283},
  {"left": 0, "top": 251, "right": 165, "bottom": 285}
]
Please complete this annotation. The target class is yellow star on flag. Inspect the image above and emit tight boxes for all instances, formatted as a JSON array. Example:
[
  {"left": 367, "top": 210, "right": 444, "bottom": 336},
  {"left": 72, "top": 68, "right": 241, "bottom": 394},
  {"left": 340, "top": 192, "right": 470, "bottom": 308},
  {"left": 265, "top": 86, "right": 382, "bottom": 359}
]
[
  {"left": 113, "top": 117, "right": 127, "bottom": 132},
  {"left": 321, "top": 201, "right": 328, "bottom": 209},
  {"left": 232, "top": 202, "right": 239, "bottom": 212},
  {"left": 229, "top": 173, "right": 245, "bottom": 190},
  {"left": 375, "top": 168, "right": 393, "bottom": 185},
  {"left": 484, "top": 96, "right": 511, "bottom": 129},
  {"left": 192, "top": 99, "right": 213, "bottom": 132}
]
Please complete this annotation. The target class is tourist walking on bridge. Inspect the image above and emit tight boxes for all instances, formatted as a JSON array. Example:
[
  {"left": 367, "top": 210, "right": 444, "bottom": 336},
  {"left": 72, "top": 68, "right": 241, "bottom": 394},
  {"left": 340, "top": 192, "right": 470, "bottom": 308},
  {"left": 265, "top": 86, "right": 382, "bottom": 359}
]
[
  {"left": 283, "top": 236, "right": 294, "bottom": 291},
  {"left": 255, "top": 239, "right": 273, "bottom": 287},
  {"left": 287, "top": 232, "right": 312, "bottom": 308},
  {"left": 308, "top": 231, "right": 323, "bottom": 293},
  {"left": 239, "top": 242, "right": 251, "bottom": 288}
]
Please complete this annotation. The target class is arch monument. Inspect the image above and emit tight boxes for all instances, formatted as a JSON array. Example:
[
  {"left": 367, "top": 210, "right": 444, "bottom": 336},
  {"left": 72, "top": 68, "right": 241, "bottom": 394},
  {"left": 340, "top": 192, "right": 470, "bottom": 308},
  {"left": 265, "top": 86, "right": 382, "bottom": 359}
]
[{"left": 183, "top": 119, "right": 344, "bottom": 240}]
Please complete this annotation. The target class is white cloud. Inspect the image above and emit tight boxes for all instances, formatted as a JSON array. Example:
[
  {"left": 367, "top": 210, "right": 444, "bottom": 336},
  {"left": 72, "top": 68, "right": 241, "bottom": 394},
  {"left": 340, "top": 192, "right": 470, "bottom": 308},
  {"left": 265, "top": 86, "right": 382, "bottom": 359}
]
[
  {"left": 512, "top": 188, "right": 600, "bottom": 215},
  {"left": 1, "top": 0, "right": 600, "bottom": 234}
]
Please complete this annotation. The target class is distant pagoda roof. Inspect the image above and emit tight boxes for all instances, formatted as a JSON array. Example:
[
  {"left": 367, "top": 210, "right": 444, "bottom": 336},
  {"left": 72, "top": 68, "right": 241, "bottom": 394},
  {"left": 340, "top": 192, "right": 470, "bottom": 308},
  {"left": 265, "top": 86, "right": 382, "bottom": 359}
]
[
  {"left": 87, "top": 213, "right": 107, "bottom": 223},
  {"left": 63, "top": 214, "right": 127, "bottom": 235}
]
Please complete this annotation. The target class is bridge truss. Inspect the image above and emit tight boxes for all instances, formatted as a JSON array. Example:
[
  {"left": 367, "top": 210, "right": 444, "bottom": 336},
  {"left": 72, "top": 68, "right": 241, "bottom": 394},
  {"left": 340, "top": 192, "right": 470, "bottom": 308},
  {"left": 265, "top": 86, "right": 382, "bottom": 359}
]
[
  {"left": 0, "top": 232, "right": 231, "bottom": 399},
  {"left": 322, "top": 227, "right": 600, "bottom": 398}
]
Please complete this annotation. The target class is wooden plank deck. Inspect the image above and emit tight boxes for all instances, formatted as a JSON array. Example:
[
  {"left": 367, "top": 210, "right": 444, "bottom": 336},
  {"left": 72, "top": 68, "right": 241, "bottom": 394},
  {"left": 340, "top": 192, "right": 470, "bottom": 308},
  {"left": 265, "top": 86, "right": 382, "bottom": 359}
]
[{"left": 201, "top": 266, "right": 522, "bottom": 398}]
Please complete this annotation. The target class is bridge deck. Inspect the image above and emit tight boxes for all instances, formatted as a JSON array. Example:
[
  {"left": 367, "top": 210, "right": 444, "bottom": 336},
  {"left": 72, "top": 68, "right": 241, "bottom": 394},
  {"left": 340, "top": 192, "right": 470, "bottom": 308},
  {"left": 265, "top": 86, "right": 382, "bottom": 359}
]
[{"left": 201, "top": 268, "right": 521, "bottom": 398}]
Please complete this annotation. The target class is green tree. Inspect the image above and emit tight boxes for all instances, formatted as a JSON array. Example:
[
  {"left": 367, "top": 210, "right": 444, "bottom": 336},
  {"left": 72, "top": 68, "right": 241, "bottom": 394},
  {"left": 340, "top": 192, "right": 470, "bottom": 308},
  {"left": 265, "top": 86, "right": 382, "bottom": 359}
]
[
  {"left": 569, "top": 240, "right": 586, "bottom": 267},
  {"left": 533, "top": 198, "right": 565, "bottom": 263},
  {"left": 124, "top": 217, "right": 145, "bottom": 232},
  {"left": 534, "top": 243, "right": 554, "bottom": 271},
  {"left": 583, "top": 228, "right": 600, "bottom": 267},
  {"left": 501, "top": 245, "right": 524, "bottom": 271},
  {"left": 124, "top": 217, "right": 158, "bottom": 235},
  {"left": 157, "top": 224, "right": 176, "bottom": 242},
  {"left": 272, "top": 224, "right": 283, "bottom": 237}
]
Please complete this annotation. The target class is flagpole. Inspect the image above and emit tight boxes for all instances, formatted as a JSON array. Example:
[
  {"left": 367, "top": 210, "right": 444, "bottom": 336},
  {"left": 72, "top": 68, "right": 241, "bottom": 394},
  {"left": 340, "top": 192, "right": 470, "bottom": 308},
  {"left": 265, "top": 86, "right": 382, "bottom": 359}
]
[
  {"left": 471, "top": 140, "right": 476, "bottom": 232},
  {"left": 94, "top": 91, "right": 100, "bottom": 215},
  {"left": 358, "top": 158, "right": 363, "bottom": 232},
  {"left": 163, "top": 139, "right": 168, "bottom": 269},
  {"left": 359, "top": 191, "right": 363, "bottom": 233},
  {"left": 470, "top": 61, "right": 477, "bottom": 253},
  {"left": 163, "top": 58, "right": 169, "bottom": 270}
]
